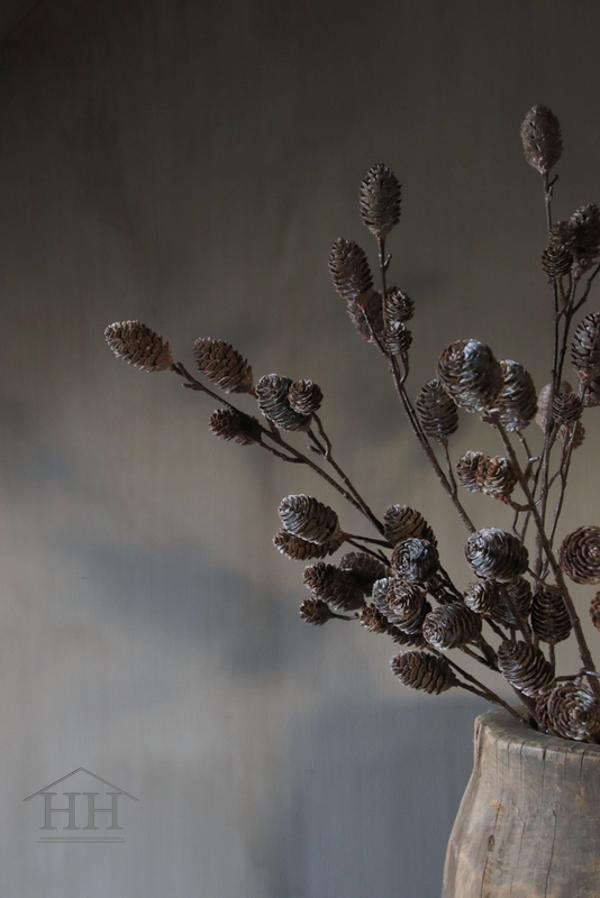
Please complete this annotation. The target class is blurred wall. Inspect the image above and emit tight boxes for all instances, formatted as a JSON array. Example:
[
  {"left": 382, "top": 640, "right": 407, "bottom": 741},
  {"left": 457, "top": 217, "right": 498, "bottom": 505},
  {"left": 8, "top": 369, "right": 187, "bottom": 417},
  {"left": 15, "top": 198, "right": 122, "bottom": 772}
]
[{"left": 2, "top": 1, "right": 600, "bottom": 896}]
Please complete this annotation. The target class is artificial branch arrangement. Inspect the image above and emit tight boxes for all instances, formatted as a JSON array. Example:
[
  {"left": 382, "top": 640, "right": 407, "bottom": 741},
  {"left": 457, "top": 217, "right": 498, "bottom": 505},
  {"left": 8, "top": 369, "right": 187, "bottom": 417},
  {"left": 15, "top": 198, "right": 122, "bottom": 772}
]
[{"left": 106, "top": 106, "right": 600, "bottom": 744}]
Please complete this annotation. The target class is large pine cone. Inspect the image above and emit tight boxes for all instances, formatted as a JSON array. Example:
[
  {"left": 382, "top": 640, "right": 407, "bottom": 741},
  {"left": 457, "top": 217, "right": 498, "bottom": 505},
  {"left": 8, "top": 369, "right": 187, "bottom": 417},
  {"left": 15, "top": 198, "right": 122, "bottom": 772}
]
[
  {"left": 545, "top": 683, "right": 600, "bottom": 742},
  {"left": 422, "top": 604, "right": 482, "bottom": 649},
  {"left": 383, "top": 505, "right": 436, "bottom": 546},
  {"left": 438, "top": 339, "right": 503, "bottom": 413},
  {"left": 278, "top": 494, "right": 340, "bottom": 544},
  {"left": 531, "top": 583, "right": 572, "bottom": 644},
  {"left": 416, "top": 379, "right": 459, "bottom": 443},
  {"left": 104, "top": 320, "right": 173, "bottom": 372},
  {"left": 386, "top": 584, "right": 429, "bottom": 634},
  {"left": 287, "top": 379, "right": 323, "bottom": 415},
  {"left": 303, "top": 563, "right": 365, "bottom": 612},
  {"left": 193, "top": 337, "right": 253, "bottom": 393},
  {"left": 464, "top": 580, "right": 501, "bottom": 617},
  {"left": 392, "top": 538, "right": 439, "bottom": 584},
  {"left": 384, "top": 287, "right": 414, "bottom": 325},
  {"left": 299, "top": 598, "right": 334, "bottom": 626},
  {"left": 359, "top": 163, "right": 402, "bottom": 240},
  {"left": 328, "top": 237, "right": 373, "bottom": 300},
  {"left": 339, "top": 552, "right": 388, "bottom": 591},
  {"left": 496, "top": 577, "right": 533, "bottom": 629},
  {"left": 590, "top": 593, "right": 600, "bottom": 632},
  {"left": 273, "top": 530, "right": 343, "bottom": 561},
  {"left": 390, "top": 651, "right": 457, "bottom": 695},
  {"left": 209, "top": 409, "right": 261, "bottom": 445},
  {"left": 497, "top": 640, "right": 554, "bottom": 697},
  {"left": 256, "top": 374, "right": 312, "bottom": 431},
  {"left": 572, "top": 312, "right": 600, "bottom": 380},
  {"left": 465, "top": 529, "right": 529, "bottom": 581},
  {"left": 493, "top": 359, "right": 538, "bottom": 432},
  {"left": 560, "top": 526, "right": 600, "bottom": 584},
  {"left": 520, "top": 105, "right": 562, "bottom": 175},
  {"left": 346, "top": 290, "right": 384, "bottom": 343}
]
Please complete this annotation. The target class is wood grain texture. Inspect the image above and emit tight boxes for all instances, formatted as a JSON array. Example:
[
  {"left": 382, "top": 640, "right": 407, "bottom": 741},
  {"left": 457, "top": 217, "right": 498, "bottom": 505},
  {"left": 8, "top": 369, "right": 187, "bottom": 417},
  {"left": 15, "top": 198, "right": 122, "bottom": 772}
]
[{"left": 443, "top": 711, "right": 600, "bottom": 898}]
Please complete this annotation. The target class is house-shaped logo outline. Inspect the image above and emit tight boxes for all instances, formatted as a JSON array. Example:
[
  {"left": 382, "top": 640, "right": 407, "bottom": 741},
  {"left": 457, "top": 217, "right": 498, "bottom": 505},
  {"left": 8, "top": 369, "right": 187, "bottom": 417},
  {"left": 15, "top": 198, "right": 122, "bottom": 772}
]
[{"left": 23, "top": 767, "right": 139, "bottom": 803}]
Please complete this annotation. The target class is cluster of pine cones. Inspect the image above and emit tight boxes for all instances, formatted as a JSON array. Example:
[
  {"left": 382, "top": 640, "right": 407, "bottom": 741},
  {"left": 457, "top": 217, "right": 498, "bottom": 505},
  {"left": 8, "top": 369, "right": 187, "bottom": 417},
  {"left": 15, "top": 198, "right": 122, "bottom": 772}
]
[{"left": 105, "top": 105, "right": 600, "bottom": 744}]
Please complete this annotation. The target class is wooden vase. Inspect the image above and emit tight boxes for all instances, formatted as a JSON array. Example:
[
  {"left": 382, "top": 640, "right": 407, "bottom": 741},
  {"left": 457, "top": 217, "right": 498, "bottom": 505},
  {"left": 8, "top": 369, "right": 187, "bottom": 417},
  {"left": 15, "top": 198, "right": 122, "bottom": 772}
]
[{"left": 442, "top": 710, "right": 600, "bottom": 897}]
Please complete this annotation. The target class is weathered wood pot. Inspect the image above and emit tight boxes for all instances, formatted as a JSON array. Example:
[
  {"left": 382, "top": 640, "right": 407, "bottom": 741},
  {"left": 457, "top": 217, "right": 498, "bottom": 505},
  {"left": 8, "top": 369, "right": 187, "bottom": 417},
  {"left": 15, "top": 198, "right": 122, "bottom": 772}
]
[{"left": 442, "top": 710, "right": 600, "bottom": 898}]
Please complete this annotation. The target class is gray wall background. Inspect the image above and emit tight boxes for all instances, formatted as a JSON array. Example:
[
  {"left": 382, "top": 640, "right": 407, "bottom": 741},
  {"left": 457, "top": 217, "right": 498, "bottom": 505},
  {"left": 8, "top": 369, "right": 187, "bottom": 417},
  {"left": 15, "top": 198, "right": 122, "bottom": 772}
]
[{"left": 2, "top": 1, "right": 600, "bottom": 896}]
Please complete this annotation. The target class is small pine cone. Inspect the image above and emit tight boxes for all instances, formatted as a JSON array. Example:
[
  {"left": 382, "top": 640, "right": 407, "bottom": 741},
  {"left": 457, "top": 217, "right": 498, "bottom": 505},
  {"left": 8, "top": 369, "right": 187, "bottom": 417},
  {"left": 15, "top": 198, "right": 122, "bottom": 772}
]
[
  {"left": 278, "top": 494, "right": 340, "bottom": 545},
  {"left": 456, "top": 451, "right": 486, "bottom": 492},
  {"left": 497, "top": 640, "right": 555, "bottom": 697},
  {"left": 339, "top": 552, "right": 388, "bottom": 591},
  {"left": 209, "top": 409, "right": 261, "bottom": 445},
  {"left": 359, "top": 163, "right": 402, "bottom": 240},
  {"left": 392, "top": 538, "right": 439, "bottom": 585},
  {"left": 273, "top": 530, "right": 343, "bottom": 561},
  {"left": 480, "top": 456, "right": 517, "bottom": 499},
  {"left": 465, "top": 528, "right": 529, "bottom": 582},
  {"left": 256, "top": 374, "right": 311, "bottom": 431},
  {"left": 383, "top": 321, "right": 412, "bottom": 356},
  {"left": 383, "top": 505, "right": 437, "bottom": 547},
  {"left": 361, "top": 604, "right": 393, "bottom": 634},
  {"left": 390, "top": 651, "right": 457, "bottom": 695},
  {"left": 590, "top": 593, "right": 600, "bottom": 631},
  {"left": 546, "top": 683, "right": 600, "bottom": 742},
  {"left": 496, "top": 577, "right": 533, "bottom": 629},
  {"left": 438, "top": 339, "right": 503, "bottom": 413},
  {"left": 464, "top": 580, "right": 501, "bottom": 617},
  {"left": 552, "top": 386, "right": 582, "bottom": 424},
  {"left": 559, "top": 419, "right": 585, "bottom": 450},
  {"left": 303, "top": 563, "right": 365, "bottom": 612},
  {"left": 531, "top": 583, "right": 572, "bottom": 645},
  {"left": 423, "top": 604, "right": 482, "bottom": 650},
  {"left": 572, "top": 312, "right": 600, "bottom": 380},
  {"left": 542, "top": 221, "right": 575, "bottom": 279},
  {"left": 347, "top": 290, "right": 384, "bottom": 343},
  {"left": 300, "top": 597, "right": 334, "bottom": 626},
  {"left": 287, "top": 379, "right": 323, "bottom": 416},
  {"left": 560, "top": 526, "right": 600, "bottom": 585},
  {"left": 104, "top": 320, "right": 173, "bottom": 372},
  {"left": 384, "top": 287, "right": 414, "bottom": 325},
  {"left": 494, "top": 360, "right": 538, "bottom": 433},
  {"left": 328, "top": 237, "right": 373, "bottom": 300},
  {"left": 570, "top": 204, "right": 600, "bottom": 277},
  {"left": 416, "top": 378, "right": 459, "bottom": 444},
  {"left": 535, "top": 686, "right": 554, "bottom": 732},
  {"left": 193, "top": 337, "right": 253, "bottom": 394},
  {"left": 386, "top": 584, "right": 429, "bottom": 634},
  {"left": 520, "top": 105, "right": 562, "bottom": 175}
]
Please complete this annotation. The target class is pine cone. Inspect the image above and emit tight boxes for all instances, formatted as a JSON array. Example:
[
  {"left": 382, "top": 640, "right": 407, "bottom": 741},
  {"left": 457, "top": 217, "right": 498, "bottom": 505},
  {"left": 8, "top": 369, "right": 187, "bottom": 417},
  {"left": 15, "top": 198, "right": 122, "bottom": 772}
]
[
  {"left": 496, "top": 577, "right": 533, "bottom": 629},
  {"left": 303, "top": 563, "right": 365, "bottom": 612},
  {"left": 273, "top": 530, "right": 343, "bottom": 561},
  {"left": 570, "top": 204, "right": 600, "bottom": 277},
  {"left": 553, "top": 385, "right": 582, "bottom": 424},
  {"left": 520, "top": 105, "right": 562, "bottom": 175},
  {"left": 359, "top": 163, "right": 402, "bottom": 240},
  {"left": 456, "top": 451, "right": 486, "bottom": 492},
  {"left": 386, "top": 584, "right": 429, "bottom": 634},
  {"left": 256, "top": 374, "right": 311, "bottom": 431},
  {"left": 590, "top": 593, "right": 600, "bottom": 632},
  {"left": 193, "top": 337, "right": 253, "bottom": 393},
  {"left": 383, "top": 321, "right": 412, "bottom": 356},
  {"left": 278, "top": 494, "right": 341, "bottom": 544},
  {"left": 209, "top": 408, "right": 261, "bottom": 445},
  {"left": 383, "top": 505, "right": 437, "bottom": 546},
  {"left": 542, "top": 221, "right": 575, "bottom": 279},
  {"left": 287, "top": 379, "right": 323, "bottom": 415},
  {"left": 328, "top": 238, "right": 373, "bottom": 300},
  {"left": 497, "top": 640, "right": 555, "bottom": 697},
  {"left": 545, "top": 683, "right": 600, "bottom": 742},
  {"left": 300, "top": 598, "right": 334, "bottom": 625},
  {"left": 416, "top": 379, "right": 459, "bottom": 443},
  {"left": 438, "top": 339, "right": 503, "bottom": 413},
  {"left": 346, "top": 290, "right": 384, "bottom": 343},
  {"left": 572, "top": 312, "right": 600, "bottom": 380},
  {"left": 494, "top": 360, "right": 538, "bottom": 432},
  {"left": 390, "top": 651, "right": 457, "bottom": 695},
  {"left": 361, "top": 604, "right": 393, "bottom": 634},
  {"left": 465, "top": 528, "right": 529, "bottom": 581},
  {"left": 531, "top": 583, "right": 572, "bottom": 645},
  {"left": 339, "top": 552, "right": 388, "bottom": 591},
  {"left": 560, "top": 526, "right": 600, "bottom": 584},
  {"left": 392, "top": 538, "right": 439, "bottom": 584},
  {"left": 422, "top": 604, "right": 482, "bottom": 650},
  {"left": 384, "top": 287, "right": 414, "bottom": 325},
  {"left": 464, "top": 580, "right": 501, "bottom": 617},
  {"left": 480, "top": 456, "right": 517, "bottom": 499},
  {"left": 104, "top": 320, "right": 173, "bottom": 372}
]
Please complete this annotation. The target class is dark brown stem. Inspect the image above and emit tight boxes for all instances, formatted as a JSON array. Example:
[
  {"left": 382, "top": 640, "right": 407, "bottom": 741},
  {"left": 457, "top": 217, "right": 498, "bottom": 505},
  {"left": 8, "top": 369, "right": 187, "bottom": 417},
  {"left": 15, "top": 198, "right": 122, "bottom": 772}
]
[
  {"left": 345, "top": 537, "right": 389, "bottom": 563},
  {"left": 440, "top": 653, "right": 524, "bottom": 721}
]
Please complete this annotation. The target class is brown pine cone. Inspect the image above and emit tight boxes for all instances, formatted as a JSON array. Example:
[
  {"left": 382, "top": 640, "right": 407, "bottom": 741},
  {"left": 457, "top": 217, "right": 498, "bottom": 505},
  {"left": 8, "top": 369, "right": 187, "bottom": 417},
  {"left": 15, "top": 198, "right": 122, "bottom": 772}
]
[
  {"left": 104, "top": 320, "right": 173, "bottom": 372},
  {"left": 560, "top": 526, "right": 600, "bottom": 584},
  {"left": 531, "top": 583, "right": 572, "bottom": 645},
  {"left": 383, "top": 321, "right": 412, "bottom": 356},
  {"left": 590, "top": 593, "right": 600, "bottom": 632},
  {"left": 464, "top": 580, "right": 501, "bottom": 617},
  {"left": 328, "top": 237, "right": 373, "bottom": 300},
  {"left": 497, "top": 640, "right": 554, "bottom": 697},
  {"left": 273, "top": 530, "right": 343, "bottom": 561},
  {"left": 256, "top": 374, "right": 312, "bottom": 431},
  {"left": 384, "top": 287, "right": 414, "bottom": 325},
  {"left": 303, "top": 563, "right": 365, "bottom": 612},
  {"left": 371, "top": 576, "right": 393, "bottom": 612},
  {"left": 193, "top": 337, "right": 253, "bottom": 393},
  {"left": 386, "top": 584, "right": 429, "bottom": 634},
  {"left": 570, "top": 204, "right": 600, "bottom": 277},
  {"left": 496, "top": 577, "right": 533, "bottom": 629},
  {"left": 392, "top": 538, "right": 439, "bottom": 584},
  {"left": 456, "top": 451, "right": 486, "bottom": 492},
  {"left": 287, "top": 379, "right": 323, "bottom": 416},
  {"left": 300, "top": 598, "right": 334, "bottom": 626},
  {"left": 359, "top": 163, "right": 402, "bottom": 240},
  {"left": 416, "top": 379, "right": 459, "bottom": 444},
  {"left": 542, "top": 221, "right": 575, "bottom": 279},
  {"left": 390, "top": 651, "right": 457, "bottom": 695},
  {"left": 278, "top": 494, "right": 340, "bottom": 544},
  {"left": 520, "top": 105, "right": 562, "bottom": 175},
  {"left": 360, "top": 604, "right": 393, "bottom": 634},
  {"left": 383, "top": 505, "right": 437, "bottom": 546},
  {"left": 480, "top": 456, "right": 517, "bottom": 499},
  {"left": 346, "top": 290, "right": 384, "bottom": 343},
  {"left": 465, "top": 528, "right": 529, "bottom": 581},
  {"left": 546, "top": 683, "right": 600, "bottom": 742},
  {"left": 494, "top": 360, "right": 537, "bottom": 433},
  {"left": 339, "top": 552, "right": 388, "bottom": 591},
  {"left": 572, "top": 312, "right": 600, "bottom": 380},
  {"left": 209, "top": 409, "right": 261, "bottom": 445},
  {"left": 422, "top": 604, "right": 482, "bottom": 650},
  {"left": 552, "top": 385, "right": 582, "bottom": 424},
  {"left": 438, "top": 339, "right": 503, "bottom": 413}
]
